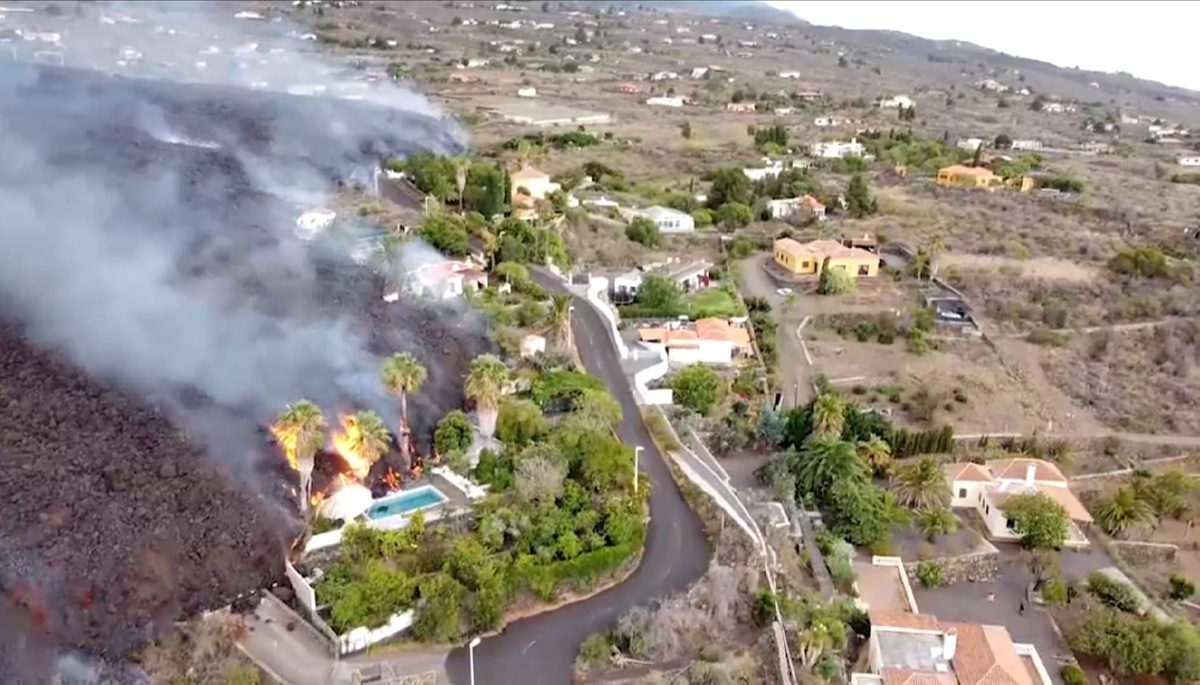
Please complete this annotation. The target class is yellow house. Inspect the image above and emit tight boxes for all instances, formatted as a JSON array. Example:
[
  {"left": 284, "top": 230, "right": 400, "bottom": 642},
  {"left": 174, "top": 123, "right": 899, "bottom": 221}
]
[
  {"left": 935, "top": 164, "right": 1005, "bottom": 190},
  {"left": 773, "top": 238, "right": 879, "bottom": 278}
]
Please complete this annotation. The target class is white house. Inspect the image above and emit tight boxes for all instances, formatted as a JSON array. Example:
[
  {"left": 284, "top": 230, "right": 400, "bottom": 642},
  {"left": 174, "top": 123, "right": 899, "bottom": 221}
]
[
  {"left": 767, "top": 195, "right": 826, "bottom": 221},
  {"left": 1179, "top": 156, "right": 1200, "bottom": 167},
  {"left": 645, "top": 96, "right": 686, "bottom": 108},
  {"left": 975, "top": 78, "right": 1009, "bottom": 92},
  {"left": 1042, "top": 102, "right": 1077, "bottom": 114},
  {"left": 510, "top": 165, "right": 560, "bottom": 201},
  {"left": 811, "top": 138, "right": 865, "bottom": 159},
  {"left": 610, "top": 259, "right": 712, "bottom": 302},
  {"left": 625, "top": 205, "right": 695, "bottom": 234},
  {"left": 778, "top": 71, "right": 801, "bottom": 79},
  {"left": 956, "top": 138, "right": 986, "bottom": 151},
  {"left": 813, "top": 117, "right": 841, "bottom": 127},
  {"left": 637, "top": 318, "right": 753, "bottom": 366},
  {"left": 517, "top": 87, "right": 537, "bottom": 98},
  {"left": 877, "top": 95, "right": 913, "bottom": 109},
  {"left": 295, "top": 208, "right": 337, "bottom": 240},
  {"left": 743, "top": 159, "right": 786, "bottom": 181},
  {"left": 945, "top": 458, "right": 1092, "bottom": 548},
  {"left": 1010, "top": 139, "right": 1042, "bottom": 151},
  {"left": 690, "top": 67, "right": 709, "bottom": 79},
  {"left": 387, "top": 259, "right": 489, "bottom": 302}
]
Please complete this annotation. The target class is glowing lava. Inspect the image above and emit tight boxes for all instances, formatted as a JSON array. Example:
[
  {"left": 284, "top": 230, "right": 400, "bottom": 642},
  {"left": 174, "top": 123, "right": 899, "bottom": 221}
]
[{"left": 331, "top": 414, "right": 373, "bottom": 481}]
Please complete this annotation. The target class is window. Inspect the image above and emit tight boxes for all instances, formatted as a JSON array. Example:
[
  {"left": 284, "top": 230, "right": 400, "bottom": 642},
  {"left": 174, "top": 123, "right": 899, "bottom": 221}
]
[
  {"left": 858, "top": 264, "right": 870, "bottom": 276},
  {"left": 958, "top": 488, "right": 967, "bottom": 498},
  {"left": 1006, "top": 518, "right": 1016, "bottom": 530}
]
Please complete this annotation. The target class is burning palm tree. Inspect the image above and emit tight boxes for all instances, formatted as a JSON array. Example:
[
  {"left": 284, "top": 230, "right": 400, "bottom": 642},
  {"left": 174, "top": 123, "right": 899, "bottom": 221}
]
[
  {"left": 273, "top": 400, "right": 327, "bottom": 515},
  {"left": 336, "top": 410, "right": 392, "bottom": 479},
  {"left": 453, "top": 156, "right": 471, "bottom": 215},
  {"left": 464, "top": 354, "right": 510, "bottom": 440},
  {"left": 381, "top": 351, "right": 427, "bottom": 467}
]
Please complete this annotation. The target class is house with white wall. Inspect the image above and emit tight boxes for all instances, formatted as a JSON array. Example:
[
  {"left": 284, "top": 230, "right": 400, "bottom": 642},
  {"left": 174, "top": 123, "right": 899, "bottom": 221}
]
[
  {"left": 511, "top": 165, "right": 560, "bottom": 200},
  {"left": 767, "top": 195, "right": 825, "bottom": 221},
  {"left": 610, "top": 259, "right": 712, "bottom": 302},
  {"left": 1179, "top": 156, "right": 1200, "bottom": 167},
  {"left": 945, "top": 458, "right": 1092, "bottom": 548},
  {"left": 386, "top": 259, "right": 488, "bottom": 302},
  {"left": 637, "top": 317, "right": 753, "bottom": 366},
  {"left": 811, "top": 138, "right": 865, "bottom": 158},
  {"left": 623, "top": 205, "right": 695, "bottom": 234},
  {"left": 877, "top": 95, "right": 913, "bottom": 109},
  {"left": 645, "top": 95, "right": 686, "bottom": 108}
]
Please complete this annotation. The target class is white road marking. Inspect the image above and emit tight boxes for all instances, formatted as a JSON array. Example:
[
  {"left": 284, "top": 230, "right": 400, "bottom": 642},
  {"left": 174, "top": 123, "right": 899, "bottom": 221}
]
[{"left": 522, "top": 640, "right": 537, "bottom": 654}]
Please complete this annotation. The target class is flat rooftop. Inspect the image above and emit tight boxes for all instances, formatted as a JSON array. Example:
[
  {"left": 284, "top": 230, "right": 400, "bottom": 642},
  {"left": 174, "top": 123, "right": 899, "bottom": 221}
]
[
  {"left": 877, "top": 630, "right": 951, "bottom": 673},
  {"left": 854, "top": 561, "right": 913, "bottom": 614}
]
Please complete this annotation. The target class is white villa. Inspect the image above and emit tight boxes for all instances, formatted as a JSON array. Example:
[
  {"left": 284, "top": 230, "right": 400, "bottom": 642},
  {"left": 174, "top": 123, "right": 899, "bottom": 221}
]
[
  {"left": 637, "top": 318, "right": 753, "bottom": 366},
  {"left": 812, "top": 138, "right": 866, "bottom": 159},
  {"left": 623, "top": 205, "right": 695, "bottom": 234},
  {"left": 945, "top": 458, "right": 1093, "bottom": 548}
]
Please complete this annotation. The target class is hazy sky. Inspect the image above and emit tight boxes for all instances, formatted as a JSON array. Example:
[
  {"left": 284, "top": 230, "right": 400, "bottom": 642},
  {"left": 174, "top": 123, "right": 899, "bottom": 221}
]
[{"left": 765, "top": 1, "right": 1200, "bottom": 92}]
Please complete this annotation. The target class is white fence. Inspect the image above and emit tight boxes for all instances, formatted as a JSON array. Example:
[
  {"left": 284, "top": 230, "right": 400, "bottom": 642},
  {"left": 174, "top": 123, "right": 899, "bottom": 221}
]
[
  {"left": 284, "top": 560, "right": 416, "bottom": 656},
  {"left": 870, "top": 556, "right": 920, "bottom": 615},
  {"left": 586, "top": 276, "right": 629, "bottom": 360},
  {"left": 633, "top": 347, "right": 673, "bottom": 405},
  {"left": 431, "top": 465, "right": 489, "bottom": 500}
]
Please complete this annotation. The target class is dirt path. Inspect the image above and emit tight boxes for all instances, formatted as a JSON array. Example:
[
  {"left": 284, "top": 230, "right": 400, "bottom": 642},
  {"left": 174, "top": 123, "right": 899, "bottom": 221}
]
[
  {"left": 997, "top": 317, "right": 1190, "bottom": 338},
  {"left": 955, "top": 431, "right": 1200, "bottom": 447}
]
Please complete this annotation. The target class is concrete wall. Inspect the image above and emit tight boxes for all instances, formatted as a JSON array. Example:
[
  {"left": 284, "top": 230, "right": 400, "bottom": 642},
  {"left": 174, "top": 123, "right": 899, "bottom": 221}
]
[
  {"left": 285, "top": 561, "right": 318, "bottom": 621},
  {"left": 338, "top": 610, "right": 416, "bottom": 655},
  {"left": 586, "top": 276, "right": 629, "bottom": 360},
  {"left": 431, "top": 465, "right": 489, "bottom": 500},
  {"left": 949, "top": 481, "right": 987, "bottom": 509},
  {"left": 1112, "top": 540, "right": 1179, "bottom": 564},
  {"left": 871, "top": 556, "right": 919, "bottom": 614},
  {"left": 904, "top": 550, "right": 1000, "bottom": 586}
]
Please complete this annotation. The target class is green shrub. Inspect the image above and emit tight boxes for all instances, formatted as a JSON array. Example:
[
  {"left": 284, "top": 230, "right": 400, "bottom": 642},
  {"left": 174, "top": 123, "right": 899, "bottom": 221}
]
[
  {"left": 1169, "top": 573, "right": 1195, "bottom": 600},
  {"left": 577, "top": 632, "right": 612, "bottom": 670},
  {"left": 1027, "top": 328, "right": 1070, "bottom": 347},
  {"left": 1042, "top": 579, "right": 1069, "bottom": 607},
  {"left": 1060, "top": 664, "right": 1086, "bottom": 685},
  {"left": 916, "top": 561, "right": 944, "bottom": 588},
  {"left": 1088, "top": 572, "right": 1141, "bottom": 613}
]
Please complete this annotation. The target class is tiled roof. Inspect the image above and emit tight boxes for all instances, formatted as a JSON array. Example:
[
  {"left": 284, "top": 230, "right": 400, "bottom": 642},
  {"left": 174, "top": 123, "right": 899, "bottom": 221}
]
[
  {"left": 869, "top": 610, "right": 939, "bottom": 630},
  {"left": 638, "top": 318, "right": 752, "bottom": 349},
  {"left": 512, "top": 165, "right": 549, "bottom": 181},
  {"left": 940, "top": 165, "right": 997, "bottom": 178},
  {"left": 774, "top": 238, "right": 876, "bottom": 261},
  {"left": 945, "top": 462, "right": 994, "bottom": 483},
  {"left": 882, "top": 668, "right": 957, "bottom": 685},
  {"left": 947, "top": 623, "right": 1030, "bottom": 685},
  {"left": 986, "top": 458, "right": 1067, "bottom": 485},
  {"left": 985, "top": 482, "right": 1092, "bottom": 522}
]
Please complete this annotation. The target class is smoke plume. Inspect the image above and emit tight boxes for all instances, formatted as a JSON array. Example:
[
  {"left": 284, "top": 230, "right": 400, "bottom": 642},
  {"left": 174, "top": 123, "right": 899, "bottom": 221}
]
[{"left": 0, "top": 0, "right": 470, "bottom": 462}]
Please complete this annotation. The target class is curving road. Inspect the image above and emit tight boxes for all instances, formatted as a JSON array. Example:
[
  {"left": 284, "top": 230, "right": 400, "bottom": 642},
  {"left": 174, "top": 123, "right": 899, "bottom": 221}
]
[{"left": 445, "top": 273, "right": 712, "bottom": 685}]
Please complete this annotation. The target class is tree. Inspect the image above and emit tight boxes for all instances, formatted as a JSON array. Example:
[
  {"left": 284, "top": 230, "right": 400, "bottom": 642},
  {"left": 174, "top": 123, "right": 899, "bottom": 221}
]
[
  {"left": 465, "top": 355, "right": 511, "bottom": 439},
  {"left": 811, "top": 392, "right": 846, "bottom": 438},
  {"left": 434, "top": 410, "right": 474, "bottom": 456},
  {"left": 453, "top": 157, "right": 471, "bottom": 213},
  {"left": 670, "top": 365, "right": 723, "bottom": 416},
  {"left": 636, "top": 274, "right": 685, "bottom": 314},
  {"left": 816, "top": 258, "right": 856, "bottom": 295},
  {"left": 756, "top": 405, "right": 787, "bottom": 449},
  {"left": 273, "top": 400, "right": 326, "bottom": 514},
  {"left": 419, "top": 212, "right": 470, "bottom": 256},
  {"left": 892, "top": 456, "right": 951, "bottom": 511},
  {"left": 916, "top": 507, "right": 958, "bottom": 541},
  {"left": 924, "top": 232, "right": 946, "bottom": 280},
  {"left": 625, "top": 216, "right": 661, "bottom": 247},
  {"left": 796, "top": 438, "right": 868, "bottom": 501},
  {"left": 1002, "top": 492, "right": 1069, "bottom": 549},
  {"left": 857, "top": 436, "right": 892, "bottom": 475},
  {"left": 1095, "top": 485, "right": 1155, "bottom": 538},
  {"left": 343, "top": 410, "right": 392, "bottom": 470},
  {"left": 573, "top": 390, "right": 622, "bottom": 429},
  {"left": 826, "top": 480, "right": 903, "bottom": 547},
  {"left": 495, "top": 399, "right": 549, "bottom": 449},
  {"left": 411, "top": 574, "right": 466, "bottom": 643},
  {"left": 994, "top": 133, "right": 1013, "bottom": 149},
  {"left": 680, "top": 120, "right": 692, "bottom": 139},
  {"left": 716, "top": 201, "right": 753, "bottom": 229},
  {"left": 515, "top": 453, "right": 567, "bottom": 505},
  {"left": 706, "top": 167, "right": 752, "bottom": 209},
  {"left": 844, "top": 174, "right": 877, "bottom": 218},
  {"left": 547, "top": 293, "right": 573, "bottom": 348},
  {"left": 1068, "top": 607, "right": 1170, "bottom": 677},
  {"left": 381, "top": 352, "right": 426, "bottom": 465},
  {"left": 1135, "top": 469, "right": 1195, "bottom": 526}
]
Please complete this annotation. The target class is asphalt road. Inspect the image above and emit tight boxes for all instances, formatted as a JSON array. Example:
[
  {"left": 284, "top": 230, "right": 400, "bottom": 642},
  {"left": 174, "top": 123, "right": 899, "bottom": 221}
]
[{"left": 445, "top": 273, "right": 712, "bottom": 685}]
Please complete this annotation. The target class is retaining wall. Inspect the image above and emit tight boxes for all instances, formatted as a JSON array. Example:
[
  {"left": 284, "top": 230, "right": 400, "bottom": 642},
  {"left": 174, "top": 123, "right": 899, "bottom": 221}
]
[
  {"left": 905, "top": 548, "right": 1000, "bottom": 586},
  {"left": 1112, "top": 540, "right": 1179, "bottom": 565},
  {"left": 586, "top": 276, "right": 628, "bottom": 360}
]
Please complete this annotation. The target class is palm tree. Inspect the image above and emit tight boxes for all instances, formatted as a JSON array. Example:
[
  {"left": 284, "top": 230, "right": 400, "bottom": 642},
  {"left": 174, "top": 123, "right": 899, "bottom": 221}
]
[
  {"left": 857, "top": 436, "right": 893, "bottom": 476},
  {"left": 344, "top": 410, "right": 393, "bottom": 470},
  {"left": 925, "top": 232, "right": 946, "bottom": 280},
  {"left": 465, "top": 354, "right": 511, "bottom": 439},
  {"left": 274, "top": 400, "right": 327, "bottom": 514},
  {"left": 453, "top": 156, "right": 471, "bottom": 214},
  {"left": 892, "top": 455, "right": 951, "bottom": 511},
  {"left": 381, "top": 352, "right": 427, "bottom": 463},
  {"left": 796, "top": 437, "right": 868, "bottom": 501},
  {"left": 548, "top": 293, "right": 573, "bottom": 348},
  {"left": 1095, "top": 485, "right": 1155, "bottom": 538},
  {"left": 916, "top": 507, "right": 958, "bottom": 542},
  {"left": 811, "top": 392, "right": 846, "bottom": 439},
  {"left": 514, "top": 139, "right": 536, "bottom": 169}
]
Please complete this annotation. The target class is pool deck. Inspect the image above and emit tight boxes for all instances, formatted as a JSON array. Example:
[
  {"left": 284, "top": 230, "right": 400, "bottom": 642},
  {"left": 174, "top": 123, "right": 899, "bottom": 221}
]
[{"left": 371, "top": 473, "right": 472, "bottom": 519}]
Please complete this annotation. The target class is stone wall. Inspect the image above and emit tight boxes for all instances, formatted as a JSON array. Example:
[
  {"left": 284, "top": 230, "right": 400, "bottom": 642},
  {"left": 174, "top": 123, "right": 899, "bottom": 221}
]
[
  {"left": 1112, "top": 540, "right": 1179, "bottom": 566},
  {"left": 905, "top": 550, "right": 999, "bottom": 586}
]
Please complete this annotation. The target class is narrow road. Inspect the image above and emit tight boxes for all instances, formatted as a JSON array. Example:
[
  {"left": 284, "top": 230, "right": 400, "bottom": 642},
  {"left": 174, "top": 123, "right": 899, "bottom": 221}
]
[
  {"left": 444, "top": 272, "right": 712, "bottom": 685},
  {"left": 735, "top": 256, "right": 814, "bottom": 409},
  {"left": 955, "top": 431, "right": 1200, "bottom": 447}
]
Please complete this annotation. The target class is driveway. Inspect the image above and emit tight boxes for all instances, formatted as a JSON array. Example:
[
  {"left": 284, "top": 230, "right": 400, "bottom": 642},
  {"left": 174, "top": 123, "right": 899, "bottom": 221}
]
[
  {"left": 912, "top": 543, "right": 1112, "bottom": 681},
  {"left": 444, "top": 271, "right": 712, "bottom": 685},
  {"left": 736, "top": 255, "right": 815, "bottom": 408}
]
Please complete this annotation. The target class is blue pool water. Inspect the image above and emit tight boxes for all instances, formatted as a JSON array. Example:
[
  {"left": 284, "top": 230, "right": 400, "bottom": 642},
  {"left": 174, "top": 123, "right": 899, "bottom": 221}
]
[{"left": 365, "top": 486, "right": 448, "bottom": 520}]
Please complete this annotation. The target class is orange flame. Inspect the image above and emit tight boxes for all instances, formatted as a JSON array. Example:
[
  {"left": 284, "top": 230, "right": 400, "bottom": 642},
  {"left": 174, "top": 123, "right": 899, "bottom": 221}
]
[
  {"left": 268, "top": 422, "right": 300, "bottom": 472},
  {"left": 383, "top": 468, "right": 401, "bottom": 492},
  {"left": 331, "top": 414, "right": 372, "bottom": 481}
]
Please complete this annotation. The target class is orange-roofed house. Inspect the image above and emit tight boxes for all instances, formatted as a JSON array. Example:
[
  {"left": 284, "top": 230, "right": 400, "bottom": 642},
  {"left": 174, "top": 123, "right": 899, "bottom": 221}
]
[
  {"left": 935, "top": 165, "right": 1005, "bottom": 190},
  {"left": 944, "top": 457, "right": 1091, "bottom": 548},
  {"left": 510, "top": 164, "right": 561, "bottom": 202},
  {"left": 773, "top": 238, "right": 879, "bottom": 278},
  {"left": 637, "top": 318, "right": 753, "bottom": 366}
]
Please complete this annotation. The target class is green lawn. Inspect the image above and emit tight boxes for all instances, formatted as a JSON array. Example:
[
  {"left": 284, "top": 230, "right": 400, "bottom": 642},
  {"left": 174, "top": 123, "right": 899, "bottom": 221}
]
[{"left": 687, "top": 286, "right": 747, "bottom": 319}]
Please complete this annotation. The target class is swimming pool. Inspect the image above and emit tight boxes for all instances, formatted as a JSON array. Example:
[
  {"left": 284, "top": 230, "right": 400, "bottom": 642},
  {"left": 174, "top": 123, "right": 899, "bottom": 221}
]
[{"left": 365, "top": 486, "right": 448, "bottom": 521}]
